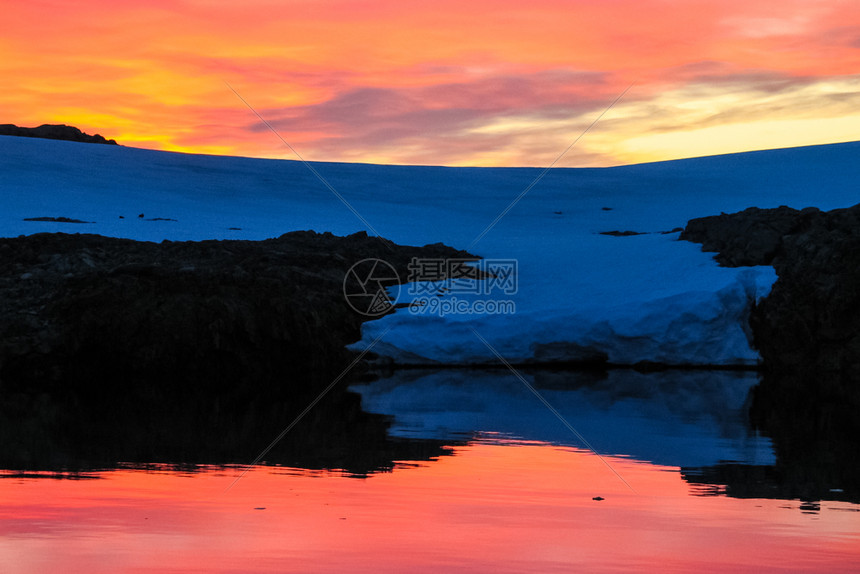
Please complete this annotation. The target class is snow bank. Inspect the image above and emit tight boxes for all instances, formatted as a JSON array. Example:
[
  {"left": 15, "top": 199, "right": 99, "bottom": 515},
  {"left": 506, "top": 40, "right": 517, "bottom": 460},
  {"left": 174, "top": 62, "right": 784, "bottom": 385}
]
[{"left": 353, "top": 236, "right": 777, "bottom": 366}]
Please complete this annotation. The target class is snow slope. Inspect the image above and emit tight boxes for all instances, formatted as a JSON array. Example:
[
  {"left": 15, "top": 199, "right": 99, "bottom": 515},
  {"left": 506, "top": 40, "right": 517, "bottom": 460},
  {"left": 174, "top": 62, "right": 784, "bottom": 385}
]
[{"left": 3, "top": 135, "right": 859, "bottom": 365}]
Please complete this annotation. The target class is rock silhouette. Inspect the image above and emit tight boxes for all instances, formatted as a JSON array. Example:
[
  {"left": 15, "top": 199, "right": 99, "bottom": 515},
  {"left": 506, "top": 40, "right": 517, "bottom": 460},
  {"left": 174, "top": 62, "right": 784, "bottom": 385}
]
[
  {"left": 0, "top": 231, "right": 477, "bottom": 393},
  {"left": 0, "top": 123, "right": 118, "bottom": 145},
  {"left": 682, "top": 203, "right": 860, "bottom": 381}
]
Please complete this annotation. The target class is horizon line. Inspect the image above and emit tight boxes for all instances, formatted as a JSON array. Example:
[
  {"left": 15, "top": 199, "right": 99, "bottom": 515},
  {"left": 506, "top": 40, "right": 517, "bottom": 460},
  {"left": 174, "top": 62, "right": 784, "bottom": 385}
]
[{"left": 2, "top": 125, "right": 859, "bottom": 170}]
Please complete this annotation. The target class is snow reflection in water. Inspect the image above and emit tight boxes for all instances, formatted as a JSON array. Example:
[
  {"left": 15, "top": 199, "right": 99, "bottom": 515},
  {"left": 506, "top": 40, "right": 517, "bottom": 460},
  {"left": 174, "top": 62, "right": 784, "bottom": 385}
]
[{"left": 351, "top": 368, "right": 774, "bottom": 469}]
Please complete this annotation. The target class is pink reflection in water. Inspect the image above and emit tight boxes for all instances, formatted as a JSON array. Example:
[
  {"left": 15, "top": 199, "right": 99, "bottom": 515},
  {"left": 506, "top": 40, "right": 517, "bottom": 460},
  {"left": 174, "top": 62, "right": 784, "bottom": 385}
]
[{"left": 1, "top": 442, "right": 858, "bottom": 573}]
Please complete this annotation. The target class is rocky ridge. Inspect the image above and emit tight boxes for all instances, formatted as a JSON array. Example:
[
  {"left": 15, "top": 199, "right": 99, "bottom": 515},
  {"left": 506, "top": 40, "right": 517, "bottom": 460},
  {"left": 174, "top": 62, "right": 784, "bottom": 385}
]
[
  {"left": 0, "top": 231, "right": 477, "bottom": 394},
  {"left": 0, "top": 124, "right": 118, "bottom": 145},
  {"left": 681, "top": 203, "right": 860, "bottom": 381}
]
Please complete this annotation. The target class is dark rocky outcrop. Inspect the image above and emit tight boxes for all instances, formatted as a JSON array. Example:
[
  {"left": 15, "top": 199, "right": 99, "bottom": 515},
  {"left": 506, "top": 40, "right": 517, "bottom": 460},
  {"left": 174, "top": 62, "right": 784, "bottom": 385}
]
[
  {"left": 0, "top": 231, "right": 477, "bottom": 395},
  {"left": 529, "top": 341, "right": 609, "bottom": 367},
  {"left": 0, "top": 123, "right": 118, "bottom": 145},
  {"left": 23, "top": 217, "right": 92, "bottom": 224},
  {"left": 682, "top": 203, "right": 860, "bottom": 381},
  {"left": 681, "top": 206, "right": 821, "bottom": 267},
  {"left": 599, "top": 230, "right": 645, "bottom": 237}
]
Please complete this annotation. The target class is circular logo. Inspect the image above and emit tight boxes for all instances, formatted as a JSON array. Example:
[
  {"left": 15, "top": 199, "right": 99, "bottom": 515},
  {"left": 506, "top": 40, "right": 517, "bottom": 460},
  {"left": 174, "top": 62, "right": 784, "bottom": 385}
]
[{"left": 343, "top": 258, "right": 400, "bottom": 317}]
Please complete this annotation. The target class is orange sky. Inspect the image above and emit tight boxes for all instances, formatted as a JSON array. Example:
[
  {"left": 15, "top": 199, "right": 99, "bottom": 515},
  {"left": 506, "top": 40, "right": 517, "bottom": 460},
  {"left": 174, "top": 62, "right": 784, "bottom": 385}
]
[{"left": 3, "top": 0, "right": 860, "bottom": 166}]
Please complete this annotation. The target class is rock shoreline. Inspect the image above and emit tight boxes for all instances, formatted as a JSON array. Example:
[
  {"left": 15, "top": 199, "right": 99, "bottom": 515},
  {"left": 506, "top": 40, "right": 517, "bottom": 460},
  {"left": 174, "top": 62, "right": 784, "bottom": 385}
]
[
  {"left": 0, "top": 231, "right": 477, "bottom": 394},
  {"left": 5, "top": 203, "right": 860, "bottom": 393},
  {"left": 681, "top": 203, "right": 860, "bottom": 382},
  {"left": 683, "top": 204, "right": 860, "bottom": 501}
]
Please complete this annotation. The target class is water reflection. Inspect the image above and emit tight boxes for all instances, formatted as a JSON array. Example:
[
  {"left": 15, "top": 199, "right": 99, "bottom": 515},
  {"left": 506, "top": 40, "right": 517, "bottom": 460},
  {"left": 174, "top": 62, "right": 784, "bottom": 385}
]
[
  {"left": 2, "top": 369, "right": 860, "bottom": 572},
  {"left": 742, "top": 370, "right": 860, "bottom": 505},
  {"left": 1, "top": 366, "right": 857, "bottom": 508},
  {"left": 350, "top": 369, "right": 774, "bottom": 469},
  {"left": 351, "top": 368, "right": 860, "bottom": 506},
  {"left": 4, "top": 443, "right": 858, "bottom": 574},
  {"left": 0, "top": 380, "right": 458, "bottom": 478}
]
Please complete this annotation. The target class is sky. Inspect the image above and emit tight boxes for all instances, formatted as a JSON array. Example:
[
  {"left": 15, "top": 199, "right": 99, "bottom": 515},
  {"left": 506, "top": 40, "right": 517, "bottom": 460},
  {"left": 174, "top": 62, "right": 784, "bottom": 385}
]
[{"left": 3, "top": 0, "right": 860, "bottom": 167}]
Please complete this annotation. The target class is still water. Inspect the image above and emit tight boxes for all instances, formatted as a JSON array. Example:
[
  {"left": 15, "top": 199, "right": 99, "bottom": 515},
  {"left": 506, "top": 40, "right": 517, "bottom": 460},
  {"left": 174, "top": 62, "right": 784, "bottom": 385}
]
[{"left": 1, "top": 369, "right": 858, "bottom": 573}]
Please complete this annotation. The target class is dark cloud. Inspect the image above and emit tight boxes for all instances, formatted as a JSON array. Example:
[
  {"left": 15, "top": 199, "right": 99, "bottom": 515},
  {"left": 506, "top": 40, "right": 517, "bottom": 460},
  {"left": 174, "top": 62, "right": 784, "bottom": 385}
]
[
  {"left": 664, "top": 61, "right": 821, "bottom": 94},
  {"left": 247, "top": 70, "right": 616, "bottom": 164}
]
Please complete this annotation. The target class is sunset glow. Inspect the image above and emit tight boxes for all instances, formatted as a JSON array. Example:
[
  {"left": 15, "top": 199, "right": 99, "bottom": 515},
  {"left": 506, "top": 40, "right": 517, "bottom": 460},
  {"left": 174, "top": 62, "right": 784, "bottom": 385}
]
[
  {"left": 2, "top": 443, "right": 858, "bottom": 573},
  {"left": 3, "top": 0, "right": 860, "bottom": 165}
]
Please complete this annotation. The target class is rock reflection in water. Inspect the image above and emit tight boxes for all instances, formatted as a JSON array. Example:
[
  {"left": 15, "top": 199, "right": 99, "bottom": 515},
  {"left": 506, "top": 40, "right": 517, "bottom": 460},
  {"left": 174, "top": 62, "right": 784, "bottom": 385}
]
[
  {"left": 694, "top": 370, "right": 860, "bottom": 505},
  {"left": 0, "top": 378, "right": 458, "bottom": 477}
]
